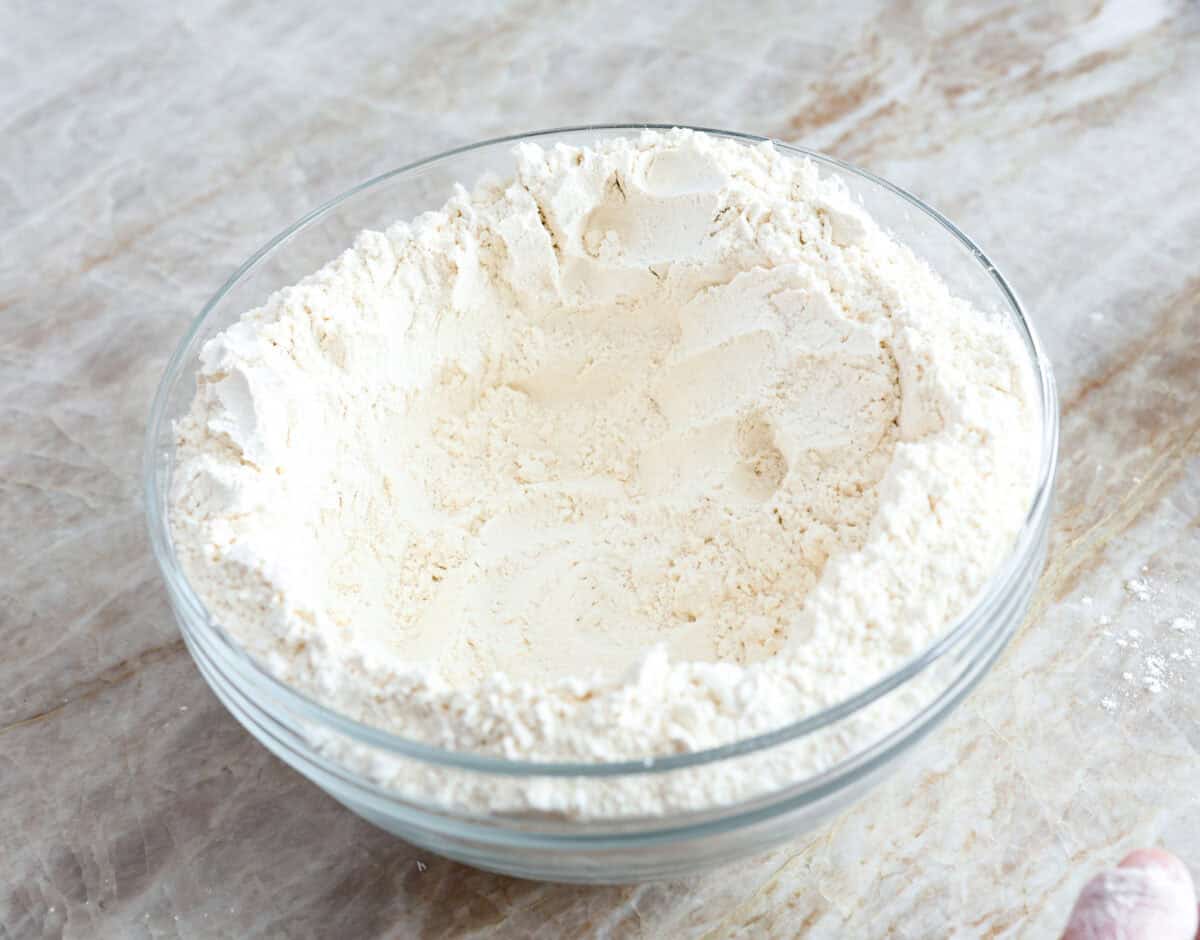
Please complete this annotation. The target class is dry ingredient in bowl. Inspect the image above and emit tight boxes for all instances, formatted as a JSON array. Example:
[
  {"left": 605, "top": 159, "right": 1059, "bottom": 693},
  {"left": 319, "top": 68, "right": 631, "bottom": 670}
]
[{"left": 172, "top": 129, "right": 1039, "bottom": 809}]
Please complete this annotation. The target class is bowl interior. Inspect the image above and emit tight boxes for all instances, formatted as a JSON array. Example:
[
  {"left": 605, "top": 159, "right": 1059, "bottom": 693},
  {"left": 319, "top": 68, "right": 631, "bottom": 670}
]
[{"left": 145, "top": 125, "right": 1058, "bottom": 781}]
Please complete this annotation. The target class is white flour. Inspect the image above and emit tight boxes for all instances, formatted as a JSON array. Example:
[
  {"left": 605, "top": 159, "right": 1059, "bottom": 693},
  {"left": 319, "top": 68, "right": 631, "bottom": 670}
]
[
  {"left": 171, "top": 130, "right": 1039, "bottom": 815},
  {"left": 1093, "top": 567, "right": 1197, "bottom": 709}
]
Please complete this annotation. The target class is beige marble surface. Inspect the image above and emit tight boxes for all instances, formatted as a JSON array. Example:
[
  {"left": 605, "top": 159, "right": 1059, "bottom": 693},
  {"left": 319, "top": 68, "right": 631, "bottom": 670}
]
[{"left": 3, "top": 1, "right": 1200, "bottom": 936}]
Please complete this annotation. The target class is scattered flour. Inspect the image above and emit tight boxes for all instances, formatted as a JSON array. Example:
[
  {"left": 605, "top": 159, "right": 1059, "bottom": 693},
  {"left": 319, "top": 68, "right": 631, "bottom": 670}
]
[
  {"left": 170, "top": 129, "right": 1041, "bottom": 815},
  {"left": 1125, "top": 578, "right": 1152, "bottom": 601},
  {"left": 1095, "top": 569, "right": 1198, "bottom": 711}
]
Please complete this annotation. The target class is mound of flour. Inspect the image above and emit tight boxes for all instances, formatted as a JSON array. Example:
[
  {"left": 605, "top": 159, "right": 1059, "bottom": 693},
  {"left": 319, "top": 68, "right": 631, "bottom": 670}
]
[{"left": 171, "top": 129, "right": 1038, "bottom": 811}]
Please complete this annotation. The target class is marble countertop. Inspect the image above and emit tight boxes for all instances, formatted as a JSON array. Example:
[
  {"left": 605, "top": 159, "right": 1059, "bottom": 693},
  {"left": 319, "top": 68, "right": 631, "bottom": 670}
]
[{"left": 4, "top": 1, "right": 1199, "bottom": 936}]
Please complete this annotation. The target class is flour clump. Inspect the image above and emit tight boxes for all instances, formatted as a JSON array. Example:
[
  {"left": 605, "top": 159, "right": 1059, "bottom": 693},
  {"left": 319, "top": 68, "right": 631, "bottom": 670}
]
[{"left": 170, "top": 129, "right": 1039, "bottom": 815}]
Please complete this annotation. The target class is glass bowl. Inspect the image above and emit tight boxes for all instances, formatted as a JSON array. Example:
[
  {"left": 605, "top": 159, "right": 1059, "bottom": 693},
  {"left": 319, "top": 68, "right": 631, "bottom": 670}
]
[{"left": 144, "top": 125, "right": 1059, "bottom": 883}]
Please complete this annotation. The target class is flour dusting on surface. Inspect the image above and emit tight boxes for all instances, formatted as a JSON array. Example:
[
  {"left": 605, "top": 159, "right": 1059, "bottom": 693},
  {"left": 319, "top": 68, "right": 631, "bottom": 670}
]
[{"left": 1090, "top": 565, "right": 1198, "bottom": 712}]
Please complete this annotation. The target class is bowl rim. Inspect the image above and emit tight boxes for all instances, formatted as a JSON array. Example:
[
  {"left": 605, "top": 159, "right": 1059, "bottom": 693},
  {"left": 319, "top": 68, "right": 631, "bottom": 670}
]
[{"left": 144, "top": 122, "right": 1060, "bottom": 777}]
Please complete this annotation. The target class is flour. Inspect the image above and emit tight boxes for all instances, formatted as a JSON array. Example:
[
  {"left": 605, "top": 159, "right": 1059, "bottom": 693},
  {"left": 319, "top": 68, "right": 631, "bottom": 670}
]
[
  {"left": 1126, "top": 578, "right": 1152, "bottom": 601},
  {"left": 171, "top": 129, "right": 1039, "bottom": 815},
  {"left": 1094, "top": 567, "right": 1198, "bottom": 710}
]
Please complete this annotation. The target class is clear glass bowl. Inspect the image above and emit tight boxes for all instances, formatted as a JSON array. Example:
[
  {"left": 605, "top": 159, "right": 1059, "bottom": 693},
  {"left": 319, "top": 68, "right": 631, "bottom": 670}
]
[{"left": 144, "top": 125, "right": 1059, "bottom": 883}]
